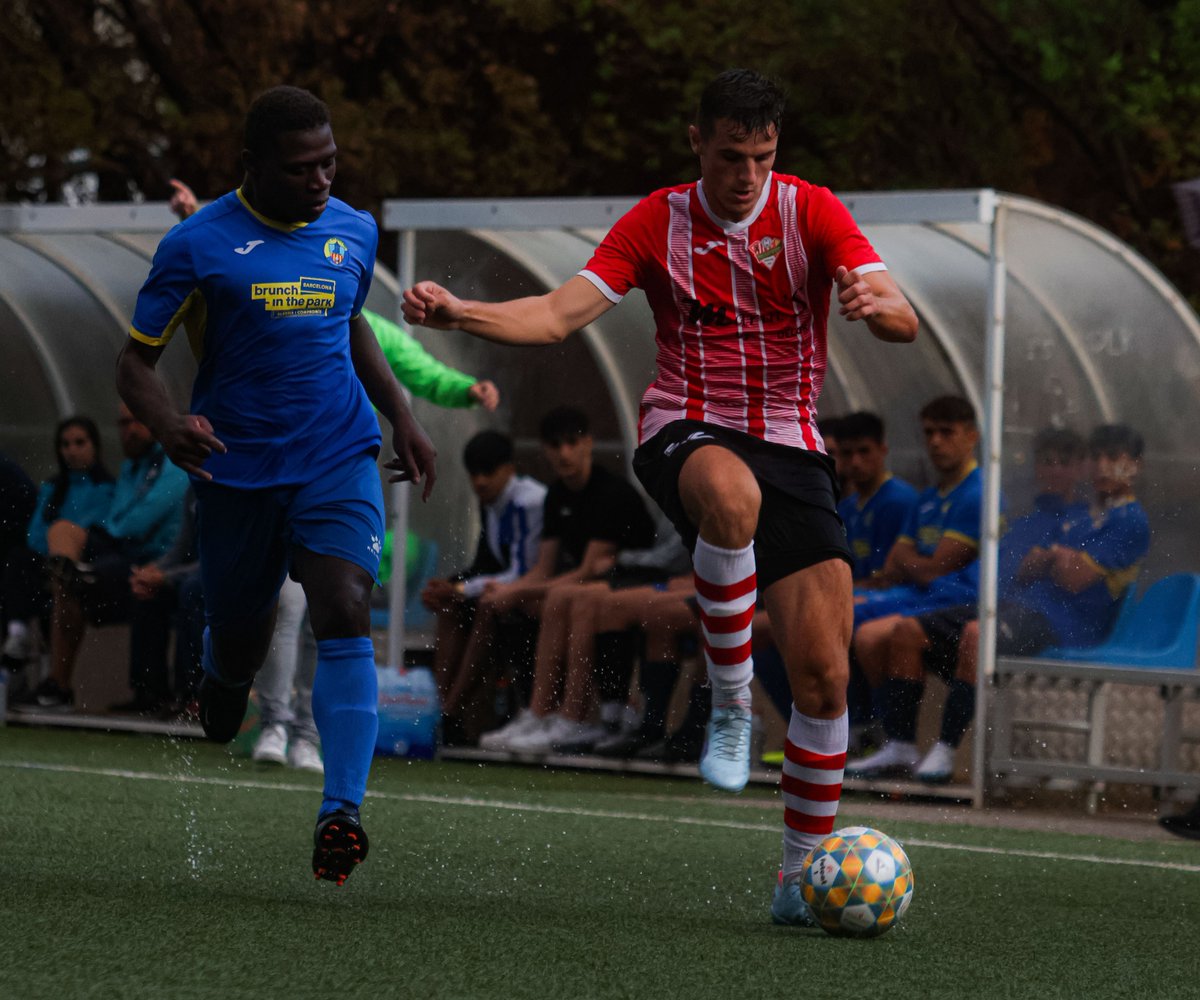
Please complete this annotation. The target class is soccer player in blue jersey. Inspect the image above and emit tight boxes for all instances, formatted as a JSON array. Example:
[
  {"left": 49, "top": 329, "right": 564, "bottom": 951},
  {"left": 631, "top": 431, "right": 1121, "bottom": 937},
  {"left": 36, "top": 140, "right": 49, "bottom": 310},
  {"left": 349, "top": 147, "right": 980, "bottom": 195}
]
[
  {"left": 117, "top": 86, "right": 436, "bottom": 886},
  {"left": 851, "top": 423, "right": 1147, "bottom": 783},
  {"left": 850, "top": 395, "right": 985, "bottom": 628},
  {"left": 835, "top": 411, "right": 919, "bottom": 584}
]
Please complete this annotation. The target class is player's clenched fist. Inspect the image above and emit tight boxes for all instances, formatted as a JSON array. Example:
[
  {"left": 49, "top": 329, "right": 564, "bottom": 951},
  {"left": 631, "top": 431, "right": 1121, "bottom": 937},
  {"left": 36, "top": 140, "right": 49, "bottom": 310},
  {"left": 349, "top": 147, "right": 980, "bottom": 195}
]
[
  {"left": 834, "top": 266, "right": 880, "bottom": 322},
  {"left": 402, "top": 281, "right": 466, "bottom": 330}
]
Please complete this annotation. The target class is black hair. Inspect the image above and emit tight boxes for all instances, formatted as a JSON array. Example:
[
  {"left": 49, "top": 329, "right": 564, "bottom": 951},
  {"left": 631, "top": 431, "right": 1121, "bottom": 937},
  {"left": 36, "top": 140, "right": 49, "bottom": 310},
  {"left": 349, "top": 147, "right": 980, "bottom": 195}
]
[
  {"left": 837, "top": 411, "right": 886, "bottom": 444},
  {"left": 244, "top": 86, "right": 330, "bottom": 155},
  {"left": 538, "top": 406, "right": 590, "bottom": 444},
  {"left": 919, "top": 395, "right": 976, "bottom": 426},
  {"left": 696, "top": 69, "right": 786, "bottom": 141},
  {"left": 817, "top": 415, "right": 844, "bottom": 440},
  {"left": 44, "top": 415, "right": 112, "bottom": 522},
  {"left": 462, "top": 430, "right": 514, "bottom": 476},
  {"left": 1089, "top": 424, "right": 1144, "bottom": 460},
  {"left": 1032, "top": 427, "right": 1086, "bottom": 462}
]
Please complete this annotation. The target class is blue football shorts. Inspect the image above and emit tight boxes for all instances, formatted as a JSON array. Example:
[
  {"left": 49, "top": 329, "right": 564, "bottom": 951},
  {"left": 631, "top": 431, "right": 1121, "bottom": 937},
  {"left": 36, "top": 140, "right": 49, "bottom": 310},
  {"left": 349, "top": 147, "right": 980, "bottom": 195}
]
[{"left": 194, "top": 450, "right": 385, "bottom": 630}]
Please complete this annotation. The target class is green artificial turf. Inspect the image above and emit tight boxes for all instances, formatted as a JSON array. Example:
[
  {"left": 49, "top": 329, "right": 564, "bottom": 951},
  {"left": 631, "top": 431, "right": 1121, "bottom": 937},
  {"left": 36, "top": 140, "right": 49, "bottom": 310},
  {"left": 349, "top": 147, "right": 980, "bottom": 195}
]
[{"left": 1, "top": 727, "right": 1197, "bottom": 1000}]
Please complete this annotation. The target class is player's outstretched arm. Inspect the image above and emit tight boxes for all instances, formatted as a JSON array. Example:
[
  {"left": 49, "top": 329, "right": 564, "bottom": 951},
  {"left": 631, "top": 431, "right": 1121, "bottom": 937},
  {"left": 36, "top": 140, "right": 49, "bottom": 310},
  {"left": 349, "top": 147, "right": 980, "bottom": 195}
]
[
  {"left": 116, "top": 339, "right": 226, "bottom": 479},
  {"left": 835, "top": 267, "right": 918, "bottom": 344},
  {"left": 349, "top": 314, "right": 438, "bottom": 500},
  {"left": 401, "top": 275, "right": 613, "bottom": 346}
]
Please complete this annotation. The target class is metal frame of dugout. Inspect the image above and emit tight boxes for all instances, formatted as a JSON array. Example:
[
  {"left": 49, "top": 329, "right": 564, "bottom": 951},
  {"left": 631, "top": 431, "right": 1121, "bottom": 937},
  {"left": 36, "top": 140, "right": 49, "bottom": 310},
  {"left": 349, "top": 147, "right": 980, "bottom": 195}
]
[{"left": 382, "top": 190, "right": 1200, "bottom": 810}]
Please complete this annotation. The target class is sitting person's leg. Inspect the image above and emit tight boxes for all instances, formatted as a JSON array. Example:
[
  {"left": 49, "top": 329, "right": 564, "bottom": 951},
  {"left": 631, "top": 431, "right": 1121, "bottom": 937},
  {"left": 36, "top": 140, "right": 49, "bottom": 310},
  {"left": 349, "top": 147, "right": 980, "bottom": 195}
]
[
  {"left": 30, "top": 521, "right": 93, "bottom": 708},
  {"left": 846, "top": 605, "right": 977, "bottom": 779}
]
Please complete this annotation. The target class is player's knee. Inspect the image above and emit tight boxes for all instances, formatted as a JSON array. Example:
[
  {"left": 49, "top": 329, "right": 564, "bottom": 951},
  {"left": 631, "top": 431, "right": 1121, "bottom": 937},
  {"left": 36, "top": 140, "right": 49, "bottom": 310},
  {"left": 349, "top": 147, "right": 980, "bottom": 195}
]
[{"left": 310, "top": 583, "right": 372, "bottom": 639}]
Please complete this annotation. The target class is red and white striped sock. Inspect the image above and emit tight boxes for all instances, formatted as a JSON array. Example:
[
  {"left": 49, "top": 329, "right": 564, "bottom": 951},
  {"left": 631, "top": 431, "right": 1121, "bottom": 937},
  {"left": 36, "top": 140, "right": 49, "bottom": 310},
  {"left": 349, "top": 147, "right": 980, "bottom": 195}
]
[
  {"left": 781, "top": 707, "right": 847, "bottom": 878},
  {"left": 691, "top": 537, "right": 756, "bottom": 702}
]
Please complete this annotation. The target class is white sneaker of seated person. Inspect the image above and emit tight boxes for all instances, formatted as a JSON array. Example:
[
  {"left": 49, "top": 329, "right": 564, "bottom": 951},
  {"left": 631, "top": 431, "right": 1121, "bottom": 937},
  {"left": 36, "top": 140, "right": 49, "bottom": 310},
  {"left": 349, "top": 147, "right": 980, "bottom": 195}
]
[
  {"left": 548, "top": 717, "right": 611, "bottom": 754},
  {"left": 914, "top": 740, "right": 955, "bottom": 784},
  {"left": 478, "top": 708, "right": 541, "bottom": 752},
  {"left": 845, "top": 739, "right": 920, "bottom": 778},
  {"left": 504, "top": 712, "right": 569, "bottom": 753}
]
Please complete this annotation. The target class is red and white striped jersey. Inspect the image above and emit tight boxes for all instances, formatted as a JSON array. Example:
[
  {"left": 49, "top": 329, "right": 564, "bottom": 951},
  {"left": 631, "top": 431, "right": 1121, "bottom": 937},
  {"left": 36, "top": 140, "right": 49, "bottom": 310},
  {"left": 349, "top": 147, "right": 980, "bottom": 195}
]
[{"left": 580, "top": 173, "right": 886, "bottom": 451}]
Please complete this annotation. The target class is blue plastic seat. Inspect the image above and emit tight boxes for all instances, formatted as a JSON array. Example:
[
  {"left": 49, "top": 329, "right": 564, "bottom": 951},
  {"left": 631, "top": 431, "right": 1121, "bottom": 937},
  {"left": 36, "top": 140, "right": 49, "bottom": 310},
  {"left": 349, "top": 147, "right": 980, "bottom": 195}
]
[{"left": 1041, "top": 573, "right": 1200, "bottom": 669}]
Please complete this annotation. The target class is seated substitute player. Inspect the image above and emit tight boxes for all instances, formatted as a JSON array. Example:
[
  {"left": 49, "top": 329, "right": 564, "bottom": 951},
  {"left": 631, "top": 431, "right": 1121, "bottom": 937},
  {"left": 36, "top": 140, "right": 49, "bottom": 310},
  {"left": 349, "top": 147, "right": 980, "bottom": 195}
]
[
  {"left": 402, "top": 69, "right": 917, "bottom": 926},
  {"left": 836, "top": 411, "right": 918, "bottom": 585},
  {"left": 849, "top": 394, "right": 989, "bottom": 666},
  {"left": 422, "top": 430, "right": 546, "bottom": 729},
  {"left": 117, "top": 86, "right": 436, "bottom": 886},
  {"left": 443, "top": 406, "right": 655, "bottom": 734},
  {"left": 849, "top": 423, "right": 1147, "bottom": 783}
]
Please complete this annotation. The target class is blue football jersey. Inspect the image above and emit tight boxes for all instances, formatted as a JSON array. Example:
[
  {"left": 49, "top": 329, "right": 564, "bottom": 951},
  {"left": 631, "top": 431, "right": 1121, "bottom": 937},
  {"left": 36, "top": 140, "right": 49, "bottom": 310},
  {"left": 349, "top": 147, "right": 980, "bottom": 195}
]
[
  {"left": 838, "top": 474, "right": 919, "bottom": 582},
  {"left": 899, "top": 463, "right": 984, "bottom": 557},
  {"left": 1012, "top": 497, "right": 1150, "bottom": 646},
  {"left": 130, "top": 189, "right": 382, "bottom": 488}
]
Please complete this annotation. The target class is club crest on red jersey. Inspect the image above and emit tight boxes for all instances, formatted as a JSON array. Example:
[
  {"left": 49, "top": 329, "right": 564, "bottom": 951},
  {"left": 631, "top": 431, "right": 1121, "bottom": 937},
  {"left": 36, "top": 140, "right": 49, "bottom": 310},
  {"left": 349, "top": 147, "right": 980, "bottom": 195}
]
[{"left": 750, "top": 235, "right": 782, "bottom": 270}]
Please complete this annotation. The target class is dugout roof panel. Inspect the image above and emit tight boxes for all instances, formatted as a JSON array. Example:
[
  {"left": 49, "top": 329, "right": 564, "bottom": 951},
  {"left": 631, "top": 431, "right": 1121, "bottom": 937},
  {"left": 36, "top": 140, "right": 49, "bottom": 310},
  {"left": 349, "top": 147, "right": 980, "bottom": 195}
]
[{"left": 2, "top": 191, "right": 1198, "bottom": 573}]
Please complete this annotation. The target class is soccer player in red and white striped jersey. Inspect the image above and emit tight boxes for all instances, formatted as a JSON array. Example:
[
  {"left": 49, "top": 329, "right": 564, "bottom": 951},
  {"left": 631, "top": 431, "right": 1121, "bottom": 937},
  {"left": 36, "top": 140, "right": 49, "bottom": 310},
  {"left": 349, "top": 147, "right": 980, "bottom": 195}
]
[{"left": 402, "top": 68, "right": 917, "bottom": 925}]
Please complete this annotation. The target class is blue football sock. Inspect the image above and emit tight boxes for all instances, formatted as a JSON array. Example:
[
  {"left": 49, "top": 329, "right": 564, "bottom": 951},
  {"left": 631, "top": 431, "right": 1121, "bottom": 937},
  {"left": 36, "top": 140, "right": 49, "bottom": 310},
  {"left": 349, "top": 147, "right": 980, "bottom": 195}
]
[{"left": 312, "top": 636, "right": 378, "bottom": 818}]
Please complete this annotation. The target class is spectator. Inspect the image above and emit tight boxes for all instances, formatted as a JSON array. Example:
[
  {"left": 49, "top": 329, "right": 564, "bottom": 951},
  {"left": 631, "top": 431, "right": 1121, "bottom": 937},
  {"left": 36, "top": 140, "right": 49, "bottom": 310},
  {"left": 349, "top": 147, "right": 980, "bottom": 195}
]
[
  {"left": 16, "top": 405, "right": 188, "bottom": 711},
  {"left": 606, "top": 586, "right": 709, "bottom": 763},
  {"left": 855, "top": 395, "right": 983, "bottom": 600},
  {"left": 2, "top": 419, "right": 111, "bottom": 671},
  {"left": 120, "top": 486, "right": 202, "bottom": 715},
  {"left": 424, "top": 430, "right": 546, "bottom": 742},
  {"left": 848, "top": 424, "right": 1147, "bottom": 782},
  {"left": 844, "top": 396, "right": 987, "bottom": 743},
  {"left": 487, "top": 523, "right": 692, "bottom": 754},
  {"left": 836, "top": 411, "right": 919, "bottom": 585},
  {"left": 446, "top": 406, "right": 655, "bottom": 742}
]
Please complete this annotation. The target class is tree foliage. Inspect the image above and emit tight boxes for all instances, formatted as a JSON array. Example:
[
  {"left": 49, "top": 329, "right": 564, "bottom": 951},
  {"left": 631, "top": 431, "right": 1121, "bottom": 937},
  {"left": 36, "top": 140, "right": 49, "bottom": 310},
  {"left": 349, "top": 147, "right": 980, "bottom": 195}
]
[{"left": 2, "top": 0, "right": 1198, "bottom": 295}]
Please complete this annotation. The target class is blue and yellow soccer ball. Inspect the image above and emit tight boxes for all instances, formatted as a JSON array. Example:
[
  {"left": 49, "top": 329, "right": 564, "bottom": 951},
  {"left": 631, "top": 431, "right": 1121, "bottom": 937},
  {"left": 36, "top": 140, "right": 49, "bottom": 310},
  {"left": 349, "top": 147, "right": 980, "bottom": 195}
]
[{"left": 801, "top": 826, "right": 914, "bottom": 938}]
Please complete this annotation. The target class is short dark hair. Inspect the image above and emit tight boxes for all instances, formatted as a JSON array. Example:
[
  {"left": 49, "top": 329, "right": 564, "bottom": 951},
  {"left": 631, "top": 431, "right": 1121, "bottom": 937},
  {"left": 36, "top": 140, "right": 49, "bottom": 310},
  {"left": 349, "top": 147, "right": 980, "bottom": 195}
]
[
  {"left": 837, "top": 411, "right": 886, "bottom": 444},
  {"left": 1032, "top": 427, "right": 1086, "bottom": 462},
  {"left": 919, "top": 395, "right": 976, "bottom": 426},
  {"left": 244, "top": 86, "right": 330, "bottom": 155},
  {"left": 1089, "top": 424, "right": 1144, "bottom": 460},
  {"left": 697, "top": 69, "right": 786, "bottom": 141},
  {"left": 462, "top": 430, "right": 514, "bottom": 475},
  {"left": 539, "top": 406, "right": 590, "bottom": 444},
  {"left": 817, "top": 415, "right": 844, "bottom": 440}
]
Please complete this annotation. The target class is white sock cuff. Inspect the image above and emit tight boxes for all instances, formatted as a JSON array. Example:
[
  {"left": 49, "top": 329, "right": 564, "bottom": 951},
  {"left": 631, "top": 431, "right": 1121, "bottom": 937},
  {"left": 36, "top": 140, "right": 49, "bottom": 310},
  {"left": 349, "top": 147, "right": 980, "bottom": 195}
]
[
  {"left": 787, "top": 708, "right": 849, "bottom": 755},
  {"left": 692, "top": 536, "right": 755, "bottom": 578}
]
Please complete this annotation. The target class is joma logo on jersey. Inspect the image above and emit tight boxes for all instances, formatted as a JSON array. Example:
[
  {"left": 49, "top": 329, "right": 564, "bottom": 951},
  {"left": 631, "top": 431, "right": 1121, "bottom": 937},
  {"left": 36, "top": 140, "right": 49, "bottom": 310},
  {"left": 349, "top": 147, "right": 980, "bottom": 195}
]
[
  {"left": 251, "top": 277, "right": 336, "bottom": 317},
  {"left": 683, "top": 297, "right": 731, "bottom": 327},
  {"left": 324, "top": 237, "right": 348, "bottom": 266}
]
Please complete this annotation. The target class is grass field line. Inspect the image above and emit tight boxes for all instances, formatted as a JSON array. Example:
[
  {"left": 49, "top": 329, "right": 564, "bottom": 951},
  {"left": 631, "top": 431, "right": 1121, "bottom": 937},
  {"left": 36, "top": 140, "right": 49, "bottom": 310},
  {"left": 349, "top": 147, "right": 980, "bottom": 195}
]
[{"left": 7, "top": 758, "right": 1200, "bottom": 874}]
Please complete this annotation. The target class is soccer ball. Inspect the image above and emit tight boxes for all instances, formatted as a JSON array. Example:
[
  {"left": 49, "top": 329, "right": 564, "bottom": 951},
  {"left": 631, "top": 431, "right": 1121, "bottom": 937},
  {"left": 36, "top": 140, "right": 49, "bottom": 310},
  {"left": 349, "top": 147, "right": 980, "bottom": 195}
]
[{"left": 800, "top": 826, "right": 914, "bottom": 938}]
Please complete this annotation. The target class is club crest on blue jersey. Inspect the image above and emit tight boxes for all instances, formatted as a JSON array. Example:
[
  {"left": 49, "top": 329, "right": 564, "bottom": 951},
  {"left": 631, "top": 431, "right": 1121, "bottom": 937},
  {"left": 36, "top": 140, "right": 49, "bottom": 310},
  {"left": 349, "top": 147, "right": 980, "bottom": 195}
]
[{"left": 324, "top": 237, "right": 348, "bottom": 266}]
